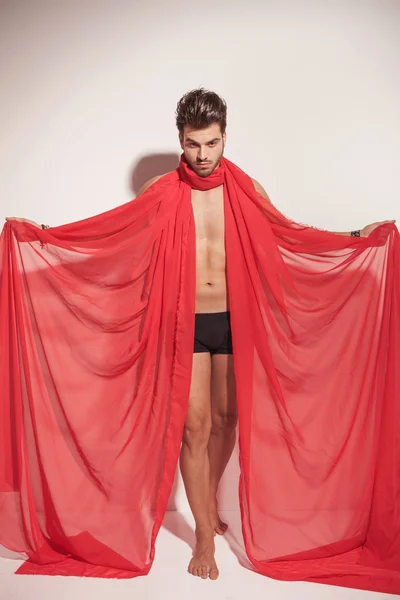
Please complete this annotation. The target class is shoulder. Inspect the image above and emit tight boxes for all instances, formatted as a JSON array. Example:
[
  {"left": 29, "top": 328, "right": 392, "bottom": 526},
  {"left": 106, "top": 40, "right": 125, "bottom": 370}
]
[
  {"left": 137, "top": 170, "right": 179, "bottom": 196},
  {"left": 137, "top": 174, "right": 164, "bottom": 197},
  {"left": 250, "top": 177, "right": 269, "bottom": 200}
]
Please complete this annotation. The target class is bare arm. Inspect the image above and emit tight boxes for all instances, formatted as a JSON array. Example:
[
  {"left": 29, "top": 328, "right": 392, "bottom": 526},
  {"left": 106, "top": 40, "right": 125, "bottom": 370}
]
[
  {"left": 5, "top": 174, "right": 165, "bottom": 228},
  {"left": 5, "top": 216, "right": 41, "bottom": 228},
  {"left": 251, "top": 178, "right": 395, "bottom": 238}
]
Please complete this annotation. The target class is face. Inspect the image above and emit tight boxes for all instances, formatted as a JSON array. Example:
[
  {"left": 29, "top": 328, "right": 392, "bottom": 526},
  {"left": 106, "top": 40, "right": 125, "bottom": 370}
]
[{"left": 179, "top": 123, "right": 226, "bottom": 178}]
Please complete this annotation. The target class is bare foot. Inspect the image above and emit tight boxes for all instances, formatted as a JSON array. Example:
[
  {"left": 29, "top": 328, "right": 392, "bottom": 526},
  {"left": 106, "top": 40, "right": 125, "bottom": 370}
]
[
  {"left": 187, "top": 528, "right": 219, "bottom": 580},
  {"left": 209, "top": 498, "right": 228, "bottom": 536}
]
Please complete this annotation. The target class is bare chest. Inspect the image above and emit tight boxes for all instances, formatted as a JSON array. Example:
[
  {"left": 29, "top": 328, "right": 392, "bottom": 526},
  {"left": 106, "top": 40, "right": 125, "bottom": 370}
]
[{"left": 191, "top": 185, "right": 225, "bottom": 244}]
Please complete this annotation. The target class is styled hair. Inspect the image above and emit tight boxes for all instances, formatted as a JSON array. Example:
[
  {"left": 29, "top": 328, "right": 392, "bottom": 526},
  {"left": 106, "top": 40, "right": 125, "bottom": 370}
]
[{"left": 175, "top": 88, "right": 227, "bottom": 135}]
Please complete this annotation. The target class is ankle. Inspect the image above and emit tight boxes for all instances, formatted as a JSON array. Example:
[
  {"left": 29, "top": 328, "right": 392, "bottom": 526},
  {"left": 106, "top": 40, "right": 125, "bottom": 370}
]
[{"left": 209, "top": 491, "right": 218, "bottom": 505}]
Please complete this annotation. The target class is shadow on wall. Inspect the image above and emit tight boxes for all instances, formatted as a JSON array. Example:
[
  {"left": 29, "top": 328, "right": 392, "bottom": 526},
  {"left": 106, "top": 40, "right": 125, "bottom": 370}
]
[{"left": 129, "top": 152, "right": 180, "bottom": 196}]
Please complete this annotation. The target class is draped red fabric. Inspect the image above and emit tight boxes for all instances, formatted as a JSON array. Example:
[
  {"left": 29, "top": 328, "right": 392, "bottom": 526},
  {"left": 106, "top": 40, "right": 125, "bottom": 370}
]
[{"left": 1, "top": 155, "right": 399, "bottom": 593}]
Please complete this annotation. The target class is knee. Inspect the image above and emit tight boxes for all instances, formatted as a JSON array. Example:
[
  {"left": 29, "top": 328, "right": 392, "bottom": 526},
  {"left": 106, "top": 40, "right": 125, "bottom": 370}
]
[
  {"left": 211, "top": 410, "right": 238, "bottom": 434},
  {"left": 182, "top": 415, "right": 212, "bottom": 450}
]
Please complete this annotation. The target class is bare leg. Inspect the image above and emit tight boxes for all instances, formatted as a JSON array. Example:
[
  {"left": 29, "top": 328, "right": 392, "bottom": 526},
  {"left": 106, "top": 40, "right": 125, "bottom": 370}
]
[
  {"left": 208, "top": 354, "right": 237, "bottom": 535},
  {"left": 180, "top": 353, "right": 219, "bottom": 580}
]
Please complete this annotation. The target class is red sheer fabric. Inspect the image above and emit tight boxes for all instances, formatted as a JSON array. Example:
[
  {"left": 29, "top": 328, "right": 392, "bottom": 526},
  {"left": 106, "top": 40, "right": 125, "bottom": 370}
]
[{"left": 1, "top": 155, "right": 399, "bottom": 593}]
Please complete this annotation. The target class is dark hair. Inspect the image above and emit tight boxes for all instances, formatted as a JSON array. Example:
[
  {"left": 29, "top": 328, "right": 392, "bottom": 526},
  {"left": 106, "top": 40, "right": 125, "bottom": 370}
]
[{"left": 175, "top": 88, "right": 227, "bottom": 135}]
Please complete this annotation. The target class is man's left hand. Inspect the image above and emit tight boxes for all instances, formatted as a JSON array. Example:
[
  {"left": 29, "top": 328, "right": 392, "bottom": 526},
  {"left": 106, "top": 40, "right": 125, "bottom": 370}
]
[{"left": 361, "top": 220, "right": 396, "bottom": 237}]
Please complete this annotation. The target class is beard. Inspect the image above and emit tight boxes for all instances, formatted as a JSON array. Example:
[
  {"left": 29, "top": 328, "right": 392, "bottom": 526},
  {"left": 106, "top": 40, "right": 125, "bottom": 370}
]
[{"left": 186, "top": 146, "right": 224, "bottom": 178}]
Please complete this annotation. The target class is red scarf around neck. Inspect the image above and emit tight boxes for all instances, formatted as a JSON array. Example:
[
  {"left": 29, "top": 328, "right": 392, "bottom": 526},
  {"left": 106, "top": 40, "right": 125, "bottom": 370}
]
[{"left": 178, "top": 153, "right": 225, "bottom": 190}]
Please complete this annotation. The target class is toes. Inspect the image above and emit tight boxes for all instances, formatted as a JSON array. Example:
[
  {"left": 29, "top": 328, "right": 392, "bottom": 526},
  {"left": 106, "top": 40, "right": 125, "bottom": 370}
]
[
  {"left": 188, "top": 563, "right": 215, "bottom": 579},
  {"left": 209, "top": 567, "right": 219, "bottom": 580},
  {"left": 216, "top": 522, "right": 228, "bottom": 535}
]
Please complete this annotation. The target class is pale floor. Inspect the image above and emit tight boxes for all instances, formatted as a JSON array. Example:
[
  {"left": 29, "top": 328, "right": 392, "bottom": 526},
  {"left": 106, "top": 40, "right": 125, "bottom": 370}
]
[{"left": 0, "top": 511, "right": 393, "bottom": 600}]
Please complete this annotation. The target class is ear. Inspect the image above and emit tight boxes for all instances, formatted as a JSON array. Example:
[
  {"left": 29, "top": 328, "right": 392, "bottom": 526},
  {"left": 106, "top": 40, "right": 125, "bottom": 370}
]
[
  {"left": 179, "top": 133, "right": 184, "bottom": 150},
  {"left": 222, "top": 131, "right": 227, "bottom": 145}
]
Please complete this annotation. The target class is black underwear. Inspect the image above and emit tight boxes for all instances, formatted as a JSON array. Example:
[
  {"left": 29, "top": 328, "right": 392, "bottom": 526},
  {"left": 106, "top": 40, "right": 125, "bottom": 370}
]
[{"left": 193, "top": 311, "right": 233, "bottom": 355}]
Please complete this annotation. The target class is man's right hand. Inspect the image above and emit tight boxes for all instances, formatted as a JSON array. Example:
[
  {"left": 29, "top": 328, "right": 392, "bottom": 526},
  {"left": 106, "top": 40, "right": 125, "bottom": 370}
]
[{"left": 5, "top": 217, "right": 41, "bottom": 228}]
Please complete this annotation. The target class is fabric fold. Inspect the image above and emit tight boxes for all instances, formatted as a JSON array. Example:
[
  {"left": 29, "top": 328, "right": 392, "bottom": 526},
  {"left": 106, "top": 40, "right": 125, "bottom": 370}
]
[{"left": 1, "top": 156, "right": 399, "bottom": 593}]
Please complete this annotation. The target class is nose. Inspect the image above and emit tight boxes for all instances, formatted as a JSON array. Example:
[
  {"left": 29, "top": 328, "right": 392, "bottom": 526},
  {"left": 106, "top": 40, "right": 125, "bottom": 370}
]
[{"left": 198, "top": 147, "right": 208, "bottom": 161}]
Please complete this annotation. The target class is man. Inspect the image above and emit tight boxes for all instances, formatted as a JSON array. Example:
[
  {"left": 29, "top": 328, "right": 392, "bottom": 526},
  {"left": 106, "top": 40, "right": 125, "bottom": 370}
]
[{"left": 5, "top": 88, "right": 395, "bottom": 581}]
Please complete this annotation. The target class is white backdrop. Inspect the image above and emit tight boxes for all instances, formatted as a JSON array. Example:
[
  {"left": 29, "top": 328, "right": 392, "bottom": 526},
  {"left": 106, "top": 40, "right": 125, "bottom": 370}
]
[{"left": 1, "top": 0, "right": 399, "bottom": 512}]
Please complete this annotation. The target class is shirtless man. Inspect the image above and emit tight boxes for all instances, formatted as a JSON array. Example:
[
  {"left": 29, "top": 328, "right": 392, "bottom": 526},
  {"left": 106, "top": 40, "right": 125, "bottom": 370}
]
[
  {"left": 6, "top": 88, "right": 394, "bottom": 582},
  {"left": 135, "top": 92, "right": 268, "bottom": 581},
  {"left": 139, "top": 122, "right": 235, "bottom": 581}
]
